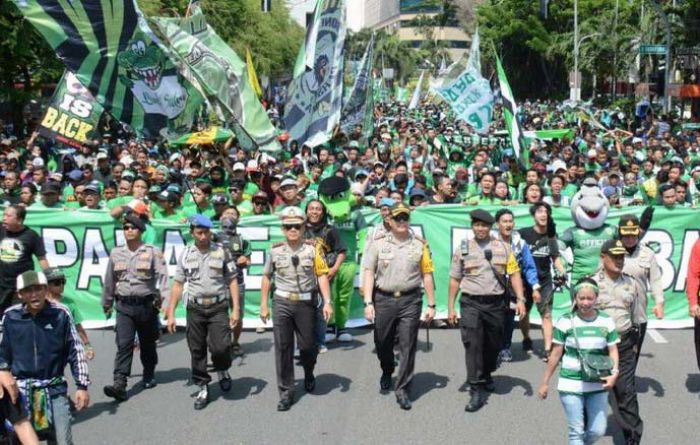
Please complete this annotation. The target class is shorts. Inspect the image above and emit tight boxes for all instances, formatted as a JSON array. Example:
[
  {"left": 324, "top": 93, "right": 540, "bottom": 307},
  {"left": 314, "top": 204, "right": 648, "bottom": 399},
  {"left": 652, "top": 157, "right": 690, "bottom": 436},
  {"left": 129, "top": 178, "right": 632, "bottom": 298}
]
[
  {"left": 0, "top": 395, "right": 26, "bottom": 425},
  {"left": 525, "top": 282, "right": 553, "bottom": 316}
]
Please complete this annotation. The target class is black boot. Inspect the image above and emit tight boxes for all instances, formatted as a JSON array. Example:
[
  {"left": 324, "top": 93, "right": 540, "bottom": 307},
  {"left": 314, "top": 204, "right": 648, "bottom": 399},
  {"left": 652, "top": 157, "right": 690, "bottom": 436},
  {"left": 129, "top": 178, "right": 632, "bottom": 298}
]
[
  {"left": 465, "top": 387, "right": 485, "bottom": 412},
  {"left": 103, "top": 380, "right": 128, "bottom": 402}
]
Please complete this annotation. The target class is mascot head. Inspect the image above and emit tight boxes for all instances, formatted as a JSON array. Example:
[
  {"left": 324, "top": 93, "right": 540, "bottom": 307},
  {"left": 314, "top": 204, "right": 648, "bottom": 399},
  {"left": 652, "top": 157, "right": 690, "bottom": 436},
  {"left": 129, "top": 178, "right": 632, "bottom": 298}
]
[
  {"left": 571, "top": 177, "right": 609, "bottom": 230},
  {"left": 318, "top": 176, "right": 354, "bottom": 223}
]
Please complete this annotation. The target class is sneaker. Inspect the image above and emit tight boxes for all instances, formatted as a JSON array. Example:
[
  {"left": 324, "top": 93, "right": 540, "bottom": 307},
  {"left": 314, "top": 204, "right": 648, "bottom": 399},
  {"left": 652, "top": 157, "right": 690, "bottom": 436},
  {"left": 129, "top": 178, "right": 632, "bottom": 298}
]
[
  {"left": 337, "top": 330, "right": 353, "bottom": 342},
  {"left": 522, "top": 337, "right": 533, "bottom": 352},
  {"left": 318, "top": 345, "right": 328, "bottom": 354},
  {"left": 232, "top": 342, "right": 243, "bottom": 357},
  {"left": 194, "top": 385, "right": 209, "bottom": 410},
  {"left": 498, "top": 349, "right": 513, "bottom": 363},
  {"left": 218, "top": 371, "right": 232, "bottom": 392},
  {"left": 255, "top": 326, "right": 266, "bottom": 334},
  {"left": 324, "top": 327, "right": 337, "bottom": 343},
  {"left": 142, "top": 378, "right": 157, "bottom": 389}
]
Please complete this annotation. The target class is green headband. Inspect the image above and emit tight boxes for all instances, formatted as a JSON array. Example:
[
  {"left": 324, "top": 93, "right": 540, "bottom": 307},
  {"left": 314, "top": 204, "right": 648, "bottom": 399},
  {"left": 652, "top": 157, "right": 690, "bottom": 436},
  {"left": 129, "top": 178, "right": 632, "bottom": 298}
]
[{"left": 574, "top": 282, "right": 599, "bottom": 295}]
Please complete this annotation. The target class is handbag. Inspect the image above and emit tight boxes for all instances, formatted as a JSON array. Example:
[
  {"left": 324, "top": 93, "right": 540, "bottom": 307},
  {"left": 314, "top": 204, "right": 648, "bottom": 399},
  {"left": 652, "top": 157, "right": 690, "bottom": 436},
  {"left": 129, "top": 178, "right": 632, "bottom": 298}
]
[{"left": 566, "top": 313, "right": 615, "bottom": 382}]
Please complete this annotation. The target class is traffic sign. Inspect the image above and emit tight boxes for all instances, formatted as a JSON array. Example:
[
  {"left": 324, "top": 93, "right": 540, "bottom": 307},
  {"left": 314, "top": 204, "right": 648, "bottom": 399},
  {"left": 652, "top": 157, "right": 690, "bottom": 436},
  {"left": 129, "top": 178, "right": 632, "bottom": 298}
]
[{"left": 640, "top": 44, "right": 667, "bottom": 55}]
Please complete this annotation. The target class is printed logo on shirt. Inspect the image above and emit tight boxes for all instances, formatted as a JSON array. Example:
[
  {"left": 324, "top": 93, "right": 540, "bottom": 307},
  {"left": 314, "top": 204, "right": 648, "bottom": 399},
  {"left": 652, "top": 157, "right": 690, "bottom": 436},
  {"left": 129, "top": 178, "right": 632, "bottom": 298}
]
[
  {"left": 0, "top": 238, "right": 24, "bottom": 263},
  {"left": 43, "top": 323, "right": 53, "bottom": 330}
]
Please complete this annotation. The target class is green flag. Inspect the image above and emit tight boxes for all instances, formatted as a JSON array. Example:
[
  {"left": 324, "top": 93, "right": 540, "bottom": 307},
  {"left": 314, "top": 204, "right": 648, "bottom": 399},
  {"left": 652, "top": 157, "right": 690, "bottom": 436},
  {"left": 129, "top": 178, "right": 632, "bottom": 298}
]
[
  {"left": 13, "top": 0, "right": 205, "bottom": 139},
  {"left": 152, "top": 6, "right": 280, "bottom": 152},
  {"left": 496, "top": 55, "right": 527, "bottom": 166}
]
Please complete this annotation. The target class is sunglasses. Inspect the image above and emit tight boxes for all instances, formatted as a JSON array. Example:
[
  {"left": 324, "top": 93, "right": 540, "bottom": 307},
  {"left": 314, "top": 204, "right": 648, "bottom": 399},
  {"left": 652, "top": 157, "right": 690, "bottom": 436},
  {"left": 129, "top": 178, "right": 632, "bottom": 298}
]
[
  {"left": 393, "top": 214, "right": 410, "bottom": 223},
  {"left": 49, "top": 279, "right": 66, "bottom": 286},
  {"left": 229, "top": 188, "right": 241, "bottom": 193},
  {"left": 283, "top": 224, "right": 302, "bottom": 231},
  {"left": 253, "top": 201, "right": 266, "bottom": 205},
  {"left": 123, "top": 225, "right": 138, "bottom": 231}
]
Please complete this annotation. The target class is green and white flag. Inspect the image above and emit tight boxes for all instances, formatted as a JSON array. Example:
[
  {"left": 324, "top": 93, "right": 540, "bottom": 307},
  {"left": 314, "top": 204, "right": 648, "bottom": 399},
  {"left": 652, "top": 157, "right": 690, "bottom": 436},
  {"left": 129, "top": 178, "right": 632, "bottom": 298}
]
[
  {"left": 152, "top": 6, "right": 281, "bottom": 152},
  {"left": 13, "top": 0, "right": 205, "bottom": 139},
  {"left": 496, "top": 55, "right": 525, "bottom": 163},
  {"left": 38, "top": 71, "right": 104, "bottom": 148},
  {"left": 284, "top": 0, "right": 347, "bottom": 148},
  {"left": 341, "top": 34, "right": 374, "bottom": 134},
  {"left": 394, "top": 86, "right": 409, "bottom": 103},
  {"left": 430, "top": 29, "right": 493, "bottom": 134}
]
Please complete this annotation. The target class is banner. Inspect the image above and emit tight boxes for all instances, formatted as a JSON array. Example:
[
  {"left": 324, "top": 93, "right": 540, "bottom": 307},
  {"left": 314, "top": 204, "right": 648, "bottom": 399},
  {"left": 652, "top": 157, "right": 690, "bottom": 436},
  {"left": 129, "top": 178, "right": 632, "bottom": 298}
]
[
  {"left": 14, "top": 0, "right": 205, "bottom": 139},
  {"left": 38, "top": 71, "right": 104, "bottom": 148},
  {"left": 394, "top": 86, "right": 409, "bottom": 103},
  {"left": 341, "top": 34, "right": 373, "bottom": 134},
  {"left": 284, "top": 0, "right": 346, "bottom": 148},
  {"left": 15, "top": 205, "right": 697, "bottom": 330},
  {"left": 152, "top": 6, "right": 281, "bottom": 152}
]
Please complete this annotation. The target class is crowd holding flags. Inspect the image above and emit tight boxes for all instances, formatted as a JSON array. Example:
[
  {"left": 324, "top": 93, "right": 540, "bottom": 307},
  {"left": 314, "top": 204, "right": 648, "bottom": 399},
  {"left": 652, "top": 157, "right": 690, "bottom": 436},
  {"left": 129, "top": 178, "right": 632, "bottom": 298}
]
[{"left": 14, "top": 0, "right": 533, "bottom": 161}]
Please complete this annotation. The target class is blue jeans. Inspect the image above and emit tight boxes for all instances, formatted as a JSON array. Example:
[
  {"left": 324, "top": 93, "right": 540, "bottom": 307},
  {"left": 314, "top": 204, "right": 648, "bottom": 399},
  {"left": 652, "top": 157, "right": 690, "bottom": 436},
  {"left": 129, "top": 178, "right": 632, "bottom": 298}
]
[
  {"left": 559, "top": 391, "right": 608, "bottom": 445},
  {"left": 48, "top": 393, "right": 73, "bottom": 445}
]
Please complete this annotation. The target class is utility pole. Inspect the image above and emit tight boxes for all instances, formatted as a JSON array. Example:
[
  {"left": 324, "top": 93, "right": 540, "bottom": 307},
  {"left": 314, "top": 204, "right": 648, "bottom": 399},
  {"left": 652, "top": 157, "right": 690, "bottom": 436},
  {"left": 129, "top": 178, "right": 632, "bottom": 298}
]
[{"left": 648, "top": 0, "right": 672, "bottom": 113}]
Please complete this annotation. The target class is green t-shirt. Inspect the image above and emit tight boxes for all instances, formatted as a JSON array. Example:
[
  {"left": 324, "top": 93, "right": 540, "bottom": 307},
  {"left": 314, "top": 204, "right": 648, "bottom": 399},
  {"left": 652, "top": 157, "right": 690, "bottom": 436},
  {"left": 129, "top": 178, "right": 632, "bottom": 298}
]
[{"left": 59, "top": 295, "right": 84, "bottom": 325}]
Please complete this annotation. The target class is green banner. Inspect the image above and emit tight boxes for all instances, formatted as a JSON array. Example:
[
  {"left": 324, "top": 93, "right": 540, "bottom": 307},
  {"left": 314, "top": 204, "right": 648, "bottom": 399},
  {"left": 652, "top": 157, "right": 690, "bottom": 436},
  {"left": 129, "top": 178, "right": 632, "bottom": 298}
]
[
  {"left": 38, "top": 71, "right": 104, "bottom": 148},
  {"left": 17, "top": 205, "right": 697, "bottom": 329},
  {"left": 14, "top": 0, "right": 205, "bottom": 139},
  {"left": 152, "top": 6, "right": 281, "bottom": 152}
]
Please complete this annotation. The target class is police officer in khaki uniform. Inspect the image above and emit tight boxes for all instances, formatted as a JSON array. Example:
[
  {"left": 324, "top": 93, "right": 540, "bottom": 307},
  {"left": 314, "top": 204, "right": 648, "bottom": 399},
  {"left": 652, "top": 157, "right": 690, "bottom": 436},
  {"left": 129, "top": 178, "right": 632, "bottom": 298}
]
[
  {"left": 447, "top": 209, "right": 526, "bottom": 413},
  {"left": 260, "top": 206, "right": 333, "bottom": 412},
  {"left": 362, "top": 203, "right": 436, "bottom": 411},
  {"left": 102, "top": 214, "right": 169, "bottom": 402},
  {"left": 617, "top": 214, "right": 664, "bottom": 361},
  {"left": 593, "top": 239, "right": 645, "bottom": 445},
  {"left": 166, "top": 214, "right": 240, "bottom": 410}
]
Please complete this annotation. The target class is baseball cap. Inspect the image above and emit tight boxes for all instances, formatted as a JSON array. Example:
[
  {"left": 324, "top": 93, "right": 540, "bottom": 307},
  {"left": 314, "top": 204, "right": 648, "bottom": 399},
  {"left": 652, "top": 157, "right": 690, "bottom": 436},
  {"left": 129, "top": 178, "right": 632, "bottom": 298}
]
[
  {"left": 587, "top": 149, "right": 597, "bottom": 159},
  {"left": 96, "top": 152, "right": 109, "bottom": 160},
  {"left": 602, "top": 186, "right": 618, "bottom": 198},
  {"left": 84, "top": 183, "right": 100, "bottom": 194},
  {"left": 252, "top": 191, "right": 269, "bottom": 202},
  {"left": 379, "top": 198, "right": 395, "bottom": 208},
  {"left": 32, "top": 157, "right": 45, "bottom": 168},
  {"left": 618, "top": 214, "right": 640, "bottom": 236},
  {"left": 189, "top": 214, "right": 213, "bottom": 229},
  {"left": 212, "top": 193, "right": 228, "bottom": 205},
  {"left": 279, "top": 206, "right": 305, "bottom": 225},
  {"left": 280, "top": 177, "right": 297, "bottom": 188},
  {"left": 123, "top": 214, "right": 147, "bottom": 232},
  {"left": 44, "top": 267, "right": 65, "bottom": 282},
  {"left": 354, "top": 169, "right": 369, "bottom": 180},
  {"left": 601, "top": 239, "right": 626, "bottom": 256},
  {"left": 246, "top": 160, "right": 259, "bottom": 172},
  {"left": 17, "top": 270, "right": 47, "bottom": 291},
  {"left": 390, "top": 203, "right": 411, "bottom": 218},
  {"left": 67, "top": 170, "right": 83, "bottom": 181},
  {"left": 233, "top": 162, "right": 245, "bottom": 172},
  {"left": 41, "top": 182, "right": 61, "bottom": 195}
]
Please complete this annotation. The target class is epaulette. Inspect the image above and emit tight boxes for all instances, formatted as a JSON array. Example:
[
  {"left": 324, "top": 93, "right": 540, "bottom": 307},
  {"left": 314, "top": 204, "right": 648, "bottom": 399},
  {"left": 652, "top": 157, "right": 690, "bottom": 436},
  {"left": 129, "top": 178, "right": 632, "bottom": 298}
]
[
  {"left": 413, "top": 234, "right": 427, "bottom": 245},
  {"left": 304, "top": 239, "right": 316, "bottom": 246},
  {"left": 374, "top": 233, "right": 387, "bottom": 241},
  {"left": 271, "top": 242, "right": 285, "bottom": 248}
]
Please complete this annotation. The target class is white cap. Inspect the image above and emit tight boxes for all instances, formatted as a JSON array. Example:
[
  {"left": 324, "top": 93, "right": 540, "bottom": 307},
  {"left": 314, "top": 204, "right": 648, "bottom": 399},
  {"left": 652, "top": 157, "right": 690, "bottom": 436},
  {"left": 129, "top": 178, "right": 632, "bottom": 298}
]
[
  {"left": 96, "top": 152, "right": 109, "bottom": 160},
  {"left": 168, "top": 153, "right": 180, "bottom": 163},
  {"left": 246, "top": 160, "right": 259, "bottom": 171},
  {"left": 233, "top": 162, "right": 245, "bottom": 171},
  {"left": 32, "top": 157, "right": 45, "bottom": 168},
  {"left": 280, "top": 177, "right": 297, "bottom": 188},
  {"left": 587, "top": 149, "right": 597, "bottom": 158}
]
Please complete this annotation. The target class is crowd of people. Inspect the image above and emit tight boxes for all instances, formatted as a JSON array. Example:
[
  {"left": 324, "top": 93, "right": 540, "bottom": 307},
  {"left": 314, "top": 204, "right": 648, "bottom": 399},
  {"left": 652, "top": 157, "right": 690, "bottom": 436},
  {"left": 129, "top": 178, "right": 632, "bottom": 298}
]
[{"left": 0, "top": 97, "right": 699, "bottom": 444}]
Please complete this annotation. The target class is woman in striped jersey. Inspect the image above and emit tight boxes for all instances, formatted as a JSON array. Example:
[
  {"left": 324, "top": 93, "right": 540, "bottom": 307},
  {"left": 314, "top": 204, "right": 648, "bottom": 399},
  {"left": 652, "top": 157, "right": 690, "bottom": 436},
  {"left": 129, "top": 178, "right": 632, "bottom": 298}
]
[{"left": 538, "top": 278, "right": 620, "bottom": 445}]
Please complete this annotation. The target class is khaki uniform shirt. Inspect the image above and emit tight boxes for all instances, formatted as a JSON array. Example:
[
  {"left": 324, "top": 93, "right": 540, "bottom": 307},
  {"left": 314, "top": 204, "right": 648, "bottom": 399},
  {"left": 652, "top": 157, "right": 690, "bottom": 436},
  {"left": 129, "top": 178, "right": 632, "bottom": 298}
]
[
  {"left": 263, "top": 242, "right": 329, "bottom": 293},
  {"left": 623, "top": 243, "right": 664, "bottom": 323},
  {"left": 594, "top": 270, "right": 643, "bottom": 334},
  {"left": 449, "top": 237, "right": 520, "bottom": 296},
  {"left": 102, "top": 243, "right": 169, "bottom": 307},
  {"left": 363, "top": 233, "right": 434, "bottom": 293},
  {"left": 174, "top": 243, "right": 236, "bottom": 299}
]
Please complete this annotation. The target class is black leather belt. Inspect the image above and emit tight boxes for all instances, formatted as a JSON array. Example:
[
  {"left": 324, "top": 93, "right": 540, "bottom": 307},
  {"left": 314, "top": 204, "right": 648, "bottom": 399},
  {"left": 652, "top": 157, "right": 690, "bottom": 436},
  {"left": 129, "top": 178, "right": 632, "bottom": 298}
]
[
  {"left": 191, "top": 295, "right": 227, "bottom": 306},
  {"left": 375, "top": 288, "right": 420, "bottom": 298},
  {"left": 116, "top": 295, "right": 155, "bottom": 305},
  {"left": 461, "top": 293, "right": 504, "bottom": 303}
]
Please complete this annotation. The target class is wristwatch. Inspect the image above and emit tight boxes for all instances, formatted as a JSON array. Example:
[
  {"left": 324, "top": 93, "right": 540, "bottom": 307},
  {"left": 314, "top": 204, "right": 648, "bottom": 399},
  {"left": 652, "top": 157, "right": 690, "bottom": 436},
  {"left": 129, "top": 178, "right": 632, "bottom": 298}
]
[
  {"left": 532, "top": 284, "right": 541, "bottom": 291},
  {"left": 364, "top": 301, "right": 373, "bottom": 307},
  {"left": 427, "top": 304, "right": 436, "bottom": 309}
]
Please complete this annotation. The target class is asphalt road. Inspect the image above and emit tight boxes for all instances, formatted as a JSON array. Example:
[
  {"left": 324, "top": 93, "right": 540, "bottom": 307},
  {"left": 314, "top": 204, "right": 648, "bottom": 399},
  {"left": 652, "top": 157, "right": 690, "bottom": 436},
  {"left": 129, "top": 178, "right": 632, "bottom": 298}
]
[{"left": 70, "top": 326, "right": 698, "bottom": 445}]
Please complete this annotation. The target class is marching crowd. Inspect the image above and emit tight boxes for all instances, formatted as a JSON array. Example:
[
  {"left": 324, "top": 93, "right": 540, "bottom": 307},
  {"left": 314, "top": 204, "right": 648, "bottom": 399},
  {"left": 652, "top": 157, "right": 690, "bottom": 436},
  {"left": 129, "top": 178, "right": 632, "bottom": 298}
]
[{"left": 0, "top": 98, "right": 699, "bottom": 444}]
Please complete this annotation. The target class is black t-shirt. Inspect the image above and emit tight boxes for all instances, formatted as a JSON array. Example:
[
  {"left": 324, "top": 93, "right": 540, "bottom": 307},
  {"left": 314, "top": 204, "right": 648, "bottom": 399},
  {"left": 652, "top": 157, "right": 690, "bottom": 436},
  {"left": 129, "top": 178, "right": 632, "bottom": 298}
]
[
  {"left": 518, "top": 226, "right": 559, "bottom": 283},
  {"left": 0, "top": 226, "right": 46, "bottom": 292},
  {"left": 304, "top": 222, "right": 346, "bottom": 267}
]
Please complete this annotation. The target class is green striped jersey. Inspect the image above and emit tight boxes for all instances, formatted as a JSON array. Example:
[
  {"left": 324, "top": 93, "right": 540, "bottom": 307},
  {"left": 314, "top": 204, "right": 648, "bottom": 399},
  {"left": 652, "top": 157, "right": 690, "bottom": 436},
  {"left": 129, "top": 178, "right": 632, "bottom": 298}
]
[{"left": 553, "top": 311, "right": 619, "bottom": 394}]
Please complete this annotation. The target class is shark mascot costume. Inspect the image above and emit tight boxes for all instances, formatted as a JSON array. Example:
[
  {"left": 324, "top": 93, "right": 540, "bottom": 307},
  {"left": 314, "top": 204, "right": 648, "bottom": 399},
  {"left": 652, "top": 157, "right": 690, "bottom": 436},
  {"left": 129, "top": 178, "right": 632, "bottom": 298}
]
[
  {"left": 318, "top": 177, "right": 368, "bottom": 342},
  {"left": 560, "top": 177, "right": 617, "bottom": 287}
]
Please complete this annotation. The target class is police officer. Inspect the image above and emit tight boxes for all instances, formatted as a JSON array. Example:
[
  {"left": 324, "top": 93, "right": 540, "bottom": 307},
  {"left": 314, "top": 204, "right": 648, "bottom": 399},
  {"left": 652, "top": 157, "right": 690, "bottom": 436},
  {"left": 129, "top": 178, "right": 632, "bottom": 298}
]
[
  {"left": 102, "top": 214, "right": 168, "bottom": 402},
  {"left": 166, "top": 215, "right": 240, "bottom": 410},
  {"left": 617, "top": 214, "right": 664, "bottom": 361},
  {"left": 215, "top": 213, "right": 252, "bottom": 356},
  {"left": 447, "top": 209, "right": 526, "bottom": 413},
  {"left": 593, "top": 239, "right": 645, "bottom": 445},
  {"left": 259, "top": 206, "right": 333, "bottom": 412},
  {"left": 362, "top": 203, "right": 436, "bottom": 411}
]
